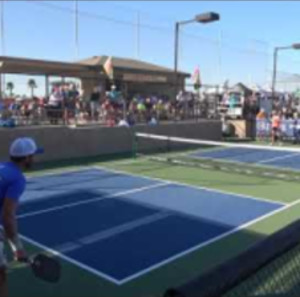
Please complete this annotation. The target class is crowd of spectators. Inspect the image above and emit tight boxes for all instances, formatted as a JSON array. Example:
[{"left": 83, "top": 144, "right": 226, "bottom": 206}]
[
  {"left": 0, "top": 84, "right": 205, "bottom": 128},
  {"left": 219, "top": 90, "right": 300, "bottom": 122},
  {"left": 220, "top": 91, "right": 300, "bottom": 140},
  {"left": 254, "top": 93, "right": 300, "bottom": 143},
  {"left": 3, "top": 79, "right": 300, "bottom": 130},
  {"left": 271, "top": 93, "right": 300, "bottom": 120},
  {"left": 254, "top": 93, "right": 300, "bottom": 121}
]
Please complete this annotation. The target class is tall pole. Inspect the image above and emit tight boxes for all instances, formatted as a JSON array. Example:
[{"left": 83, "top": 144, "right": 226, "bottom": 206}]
[
  {"left": 271, "top": 47, "right": 278, "bottom": 100},
  {"left": 45, "top": 75, "right": 49, "bottom": 98},
  {"left": 135, "top": 11, "right": 140, "bottom": 59},
  {"left": 173, "top": 14, "right": 220, "bottom": 101},
  {"left": 74, "top": 0, "right": 79, "bottom": 60},
  {"left": 174, "top": 22, "right": 179, "bottom": 100},
  {"left": 217, "top": 29, "right": 223, "bottom": 85},
  {"left": 1, "top": 0, "right": 5, "bottom": 56},
  {"left": 1, "top": 1, "right": 5, "bottom": 99}
]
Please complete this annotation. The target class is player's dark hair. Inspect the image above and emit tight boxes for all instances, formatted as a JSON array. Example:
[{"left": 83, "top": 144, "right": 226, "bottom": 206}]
[{"left": 10, "top": 156, "right": 27, "bottom": 164}]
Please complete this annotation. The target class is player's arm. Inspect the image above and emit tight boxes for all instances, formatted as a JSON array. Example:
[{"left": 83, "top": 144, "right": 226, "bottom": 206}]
[
  {"left": 2, "top": 180, "right": 27, "bottom": 262},
  {"left": 2, "top": 198, "right": 26, "bottom": 261},
  {"left": 2, "top": 198, "right": 23, "bottom": 256}
]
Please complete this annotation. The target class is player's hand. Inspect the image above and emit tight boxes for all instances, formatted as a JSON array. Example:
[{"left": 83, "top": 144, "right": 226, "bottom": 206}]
[{"left": 14, "top": 250, "right": 28, "bottom": 263}]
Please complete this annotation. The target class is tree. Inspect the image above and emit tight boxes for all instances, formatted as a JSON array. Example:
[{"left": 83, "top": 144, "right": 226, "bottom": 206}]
[
  {"left": 28, "top": 79, "right": 37, "bottom": 98},
  {"left": 6, "top": 82, "right": 14, "bottom": 97}
]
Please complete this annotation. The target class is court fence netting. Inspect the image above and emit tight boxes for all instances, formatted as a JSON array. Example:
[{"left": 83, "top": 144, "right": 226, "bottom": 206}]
[
  {"left": 132, "top": 133, "right": 300, "bottom": 297},
  {"left": 162, "top": 218, "right": 300, "bottom": 297}
]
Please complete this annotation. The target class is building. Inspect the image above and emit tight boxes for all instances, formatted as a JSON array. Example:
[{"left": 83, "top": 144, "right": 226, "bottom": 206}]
[{"left": 0, "top": 55, "right": 190, "bottom": 100}]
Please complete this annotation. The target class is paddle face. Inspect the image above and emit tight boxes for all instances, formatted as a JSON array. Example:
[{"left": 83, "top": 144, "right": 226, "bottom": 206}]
[{"left": 31, "top": 254, "right": 61, "bottom": 283}]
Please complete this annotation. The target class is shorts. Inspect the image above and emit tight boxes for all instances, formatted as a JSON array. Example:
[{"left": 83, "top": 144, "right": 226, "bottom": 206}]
[{"left": 272, "top": 127, "right": 281, "bottom": 140}]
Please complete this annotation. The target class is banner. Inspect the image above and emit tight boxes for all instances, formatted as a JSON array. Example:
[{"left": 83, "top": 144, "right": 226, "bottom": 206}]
[{"left": 256, "top": 119, "right": 300, "bottom": 139}]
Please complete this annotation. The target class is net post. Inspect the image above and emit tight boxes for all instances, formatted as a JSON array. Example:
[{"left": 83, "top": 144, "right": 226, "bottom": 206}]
[
  {"left": 167, "top": 135, "right": 171, "bottom": 153},
  {"left": 132, "top": 131, "right": 137, "bottom": 159}
]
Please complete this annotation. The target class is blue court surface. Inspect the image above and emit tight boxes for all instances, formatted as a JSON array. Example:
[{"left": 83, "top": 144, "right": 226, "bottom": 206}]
[
  {"left": 190, "top": 147, "right": 300, "bottom": 171},
  {"left": 18, "top": 168, "right": 284, "bottom": 284}
]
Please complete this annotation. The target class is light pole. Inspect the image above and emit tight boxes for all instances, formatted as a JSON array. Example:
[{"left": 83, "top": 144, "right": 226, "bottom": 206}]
[
  {"left": 271, "top": 43, "right": 300, "bottom": 99},
  {"left": 74, "top": 0, "right": 79, "bottom": 60},
  {"left": 174, "top": 12, "right": 220, "bottom": 98}
]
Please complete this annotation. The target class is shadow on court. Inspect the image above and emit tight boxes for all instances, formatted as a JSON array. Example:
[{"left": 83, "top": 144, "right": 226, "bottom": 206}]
[{"left": 10, "top": 217, "right": 277, "bottom": 297}]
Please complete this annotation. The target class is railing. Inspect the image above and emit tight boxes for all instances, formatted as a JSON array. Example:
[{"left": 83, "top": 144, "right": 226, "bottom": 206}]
[
  {"left": 0, "top": 100, "right": 216, "bottom": 128},
  {"left": 256, "top": 119, "right": 300, "bottom": 141}
]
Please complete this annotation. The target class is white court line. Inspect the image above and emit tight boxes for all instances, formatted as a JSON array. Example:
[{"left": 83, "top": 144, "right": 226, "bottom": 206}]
[
  {"left": 80, "top": 212, "right": 169, "bottom": 245},
  {"left": 26, "top": 164, "right": 169, "bottom": 186},
  {"left": 93, "top": 165, "right": 287, "bottom": 206},
  {"left": 26, "top": 166, "right": 93, "bottom": 179},
  {"left": 258, "top": 153, "right": 300, "bottom": 164},
  {"left": 54, "top": 212, "right": 170, "bottom": 253},
  {"left": 18, "top": 233, "right": 122, "bottom": 285},
  {"left": 18, "top": 182, "right": 169, "bottom": 219},
  {"left": 117, "top": 198, "right": 300, "bottom": 285}
]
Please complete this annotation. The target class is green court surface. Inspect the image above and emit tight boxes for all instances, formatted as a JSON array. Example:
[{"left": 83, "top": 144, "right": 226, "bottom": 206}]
[{"left": 9, "top": 157, "right": 300, "bottom": 297}]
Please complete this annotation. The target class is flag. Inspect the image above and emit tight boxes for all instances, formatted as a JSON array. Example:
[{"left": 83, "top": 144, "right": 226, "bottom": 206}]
[
  {"left": 192, "top": 66, "right": 201, "bottom": 90},
  {"left": 104, "top": 56, "right": 114, "bottom": 79}
]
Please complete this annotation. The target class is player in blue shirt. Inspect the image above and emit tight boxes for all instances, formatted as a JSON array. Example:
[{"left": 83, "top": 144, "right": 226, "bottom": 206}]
[{"left": 0, "top": 137, "right": 43, "bottom": 297}]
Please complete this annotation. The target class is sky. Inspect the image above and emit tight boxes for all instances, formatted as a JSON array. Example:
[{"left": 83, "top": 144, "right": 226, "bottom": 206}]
[{"left": 2, "top": 0, "right": 300, "bottom": 96}]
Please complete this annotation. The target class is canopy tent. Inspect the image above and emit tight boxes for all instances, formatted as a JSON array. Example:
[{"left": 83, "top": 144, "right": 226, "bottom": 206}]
[
  {"left": 202, "top": 85, "right": 224, "bottom": 95},
  {"left": 229, "top": 83, "right": 252, "bottom": 96},
  {"left": 293, "top": 88, "right": 300, "bottom": 98}
]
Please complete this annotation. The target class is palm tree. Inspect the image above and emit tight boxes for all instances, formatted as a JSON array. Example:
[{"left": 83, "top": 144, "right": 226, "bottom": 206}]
[
  {"left": 28, "top": 79, "right": 37, "bottom": 98},
  {"left": 6, "top": 82, "right": 14, "bottom": 97}
]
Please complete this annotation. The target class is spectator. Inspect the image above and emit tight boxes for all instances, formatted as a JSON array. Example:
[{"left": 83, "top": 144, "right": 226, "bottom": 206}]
[
  {"left": 145, "top": 98, "right": 152, "bottom": 122},
  {"left": 66, "top": 84, "right": 79, "bottom": 124},
  {"left": 137, "top": 101, "right": 146, "bottom": 122},
  {"left": 256, "top": 108, "right": 267, "bottom": 142},
  {"left": 271, "top": 111, "right": 282, "bottom": 145},
  {"left": 108, "top": 85, "right": 121, "bottom": 108},
  {"left": 148, "top": 116, "right": 158, "bottom": 125},
  {"left": 0, "top": 100, "right": 4, "bottom": 114},
  {"left": 118, "top": 118, "right": 129, "bottom": 127},
  {"left": 48, "top": 88, "right": 63, "bottom": 107},
  {"left": 126, "top": 112, "right": 136, "bottom": 126},
  {"left": 90, "top": 86, "right": 101, "bottom": 122},
  {"left": 155, "top": 99, "right": 164, "bottom": 120},
  {"left": 47, "top": 88, "right": 63, "bottom": 124},
  {"left": 293, "top": 112, "right": 300, "bottom": 144}
]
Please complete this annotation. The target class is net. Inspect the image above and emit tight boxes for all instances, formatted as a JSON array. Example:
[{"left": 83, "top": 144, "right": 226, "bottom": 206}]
[
  {"left": 162, "top": 218, "right": 300, "bottom": 297},
  {"left": 134, "top": 133, "right": 300, "bottom": 183}
]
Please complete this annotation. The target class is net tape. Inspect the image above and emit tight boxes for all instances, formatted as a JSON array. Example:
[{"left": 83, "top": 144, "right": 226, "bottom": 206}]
[
  {"left": 135, "top": 133, "right": 300, "bottom": 153},
  {"left": 135, "top": 133, "right": 300, "bottom": 183}
]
